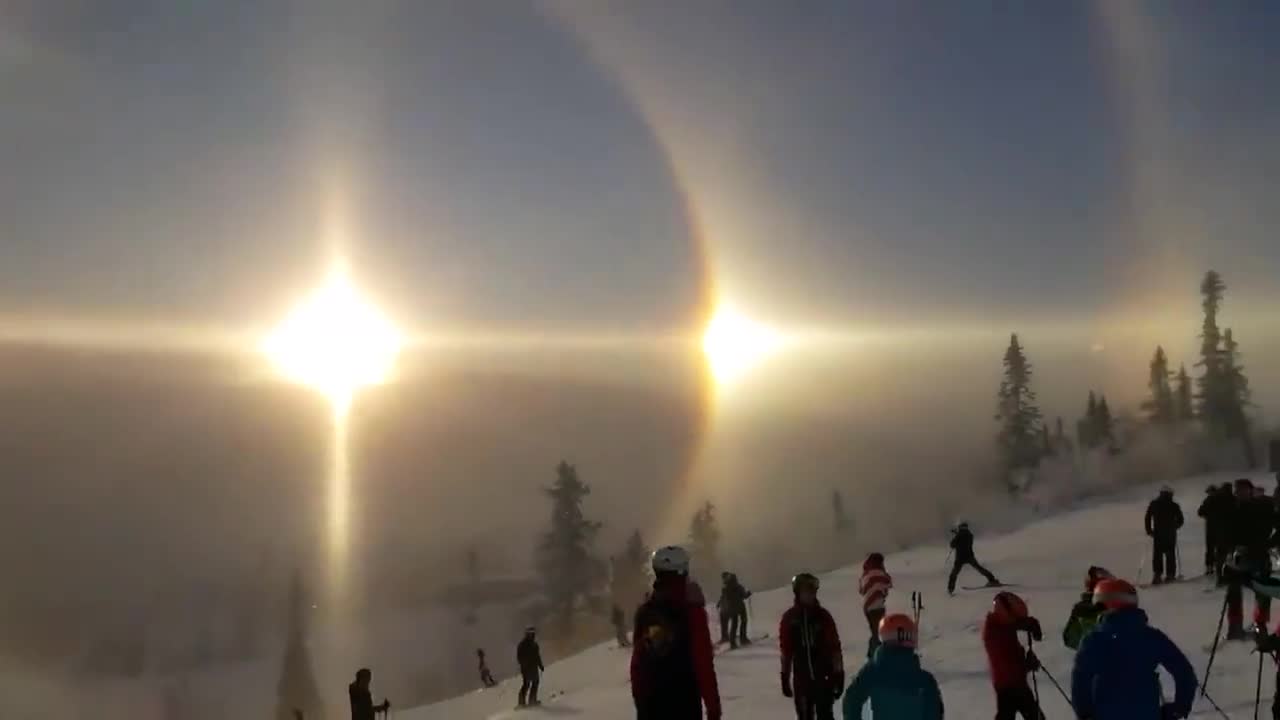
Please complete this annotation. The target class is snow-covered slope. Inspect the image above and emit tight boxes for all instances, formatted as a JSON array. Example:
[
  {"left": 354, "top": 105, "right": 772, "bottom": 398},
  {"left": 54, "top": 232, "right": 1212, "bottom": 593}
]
[{"left": 409, "top": 473, "right": 1273, "bottom": 719}]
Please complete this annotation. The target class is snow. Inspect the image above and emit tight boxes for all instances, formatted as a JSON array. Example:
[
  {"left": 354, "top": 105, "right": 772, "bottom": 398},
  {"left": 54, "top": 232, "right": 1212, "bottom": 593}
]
[{"left": 407, "top": 472, "right": 1275, "bottom": 719}]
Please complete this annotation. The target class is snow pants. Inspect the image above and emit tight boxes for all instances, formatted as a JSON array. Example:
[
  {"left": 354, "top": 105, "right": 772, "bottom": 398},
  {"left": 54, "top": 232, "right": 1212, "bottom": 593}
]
[
  {"left": 995, "top": 684, "right": 1044, "bottom": 720},
  {"left": 865, "top": 608, "right": 885, "bottom": 658},
  {"left": 518, "top": 668, "right": 540, "bottom": 705},
  {"left": 1152, "top": 536, "right": 1178, "bottom": 581},
  {"left": 948, "top": 555, "right": 998, "bottom": 593},
  {"left": 793, "top": 686, "right": 836, "bottom": 720},
  {"left": 1228, "top": 549, "right": 1273, "bottom": 633},
  {"left": 719, "top": 611, "right": 731, "bottom": 643}
]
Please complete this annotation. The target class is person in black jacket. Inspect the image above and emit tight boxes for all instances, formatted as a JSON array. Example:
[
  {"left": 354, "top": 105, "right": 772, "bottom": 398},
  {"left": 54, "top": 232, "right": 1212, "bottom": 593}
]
[
  {"left": 946, "top": 521, "right": 1000, "bottom": 595},
  {"left": 516, "top": 627, "right": 544, "bottom": 706},
  {"left": 1199, "top": 483, "right": 1234, "bottom": 577},
  {"left": 1225, "top": 479, "right": 1279, "bottom": 640},
  {"left": 348, "top": 668, "right": 390, "bottom": 720},
  {"left": 1145, "top": 486, "right": 1185, "bottom": 584},
  {"left": 718, "top": 572, "right": 752, "bottom": 648}
]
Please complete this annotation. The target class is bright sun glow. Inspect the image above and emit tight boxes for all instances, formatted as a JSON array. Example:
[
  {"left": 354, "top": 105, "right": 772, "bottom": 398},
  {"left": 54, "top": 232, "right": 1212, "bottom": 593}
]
[
  {"left": 263, "top": 265, "right": 402, "bottom": 406},
  {"left": 701, "top": 304, "right": 782, "bottom": 387}
]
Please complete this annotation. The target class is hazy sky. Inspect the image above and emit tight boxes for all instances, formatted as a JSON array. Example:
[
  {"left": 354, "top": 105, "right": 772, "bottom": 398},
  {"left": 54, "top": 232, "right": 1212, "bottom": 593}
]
[{"left": 4, "top": 1, "right": 1279, "bottom": 336}]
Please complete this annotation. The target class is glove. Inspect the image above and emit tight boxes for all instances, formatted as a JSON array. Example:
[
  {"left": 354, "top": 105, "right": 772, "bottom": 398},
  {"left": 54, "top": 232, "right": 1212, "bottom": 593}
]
[
  {"left": 781, "top": 672, "right": 793, "bottom": 698},
  {"left": 831, "top": 673, "right": 845, "bottom": 699},
  {"left": 1025, "top": 650, "right": 1041, "bottom": 672},
  {"left": 1026, "top": 617, "right": 1044, "bottom": 642},
  {"left": 1160, "top": 702, "right": 1186, "bottom": 720}
]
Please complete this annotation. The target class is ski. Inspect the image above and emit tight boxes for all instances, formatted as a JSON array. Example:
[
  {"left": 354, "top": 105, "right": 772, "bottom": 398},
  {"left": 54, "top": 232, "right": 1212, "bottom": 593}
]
[{"left": 961, "top": 583, "right": 1018, "bottom": 591}]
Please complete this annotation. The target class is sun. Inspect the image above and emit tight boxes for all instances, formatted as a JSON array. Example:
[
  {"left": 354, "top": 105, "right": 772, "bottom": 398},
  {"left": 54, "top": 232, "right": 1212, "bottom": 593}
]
[
  {"left": 701, "top": 304, "right": 781, "bottom": 387},
  {"left": 263, "top": 264, "right": 402, "bottom": 407}
]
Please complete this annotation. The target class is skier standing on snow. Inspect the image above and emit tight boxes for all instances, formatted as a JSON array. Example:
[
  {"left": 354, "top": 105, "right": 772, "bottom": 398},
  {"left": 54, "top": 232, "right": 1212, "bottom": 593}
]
[
  {"left": 946, "top": 521, "right": 1001, "bottom": 595},
  {"left": 348, "top": 668, "right": 391, "bottom": 720},
  {"left": 516, "top": 627, "right": 544, "bottom": 707},
  {"left": 859, "top": 553, "right": 893, "bottom": 658},
  {"left": 477, "top": 648, "right": 497, "bottom": 688},
  {"left": 779, "top": 572, "right": 844, "bottom": 720},
  {"left": 1198, "top": 483, "right": 1234, "bottom": 578},
  {"left": 630, "top": 545, "right": 721, "bottom": 720},
  {"left": 1071, "top": 578, "right": 1197, "bottom": 720},
  {"left": 1224, "top": 478, "right": 1277, "bottom": 640},
  {"left": 1144, "top": 485, "right": 1184, "bottom": 584},
  {"left": 717, "top": 572, "right": 752, "bottom": 648},
  {"left": 842, "top": 613, "right": 944, "bottom": 720},
  {"left": 1062, "top": 566, "right": 1113, "bottom": 651},
  {"left": 982, "top": 591, "right": 1044, "bottom": 720}
]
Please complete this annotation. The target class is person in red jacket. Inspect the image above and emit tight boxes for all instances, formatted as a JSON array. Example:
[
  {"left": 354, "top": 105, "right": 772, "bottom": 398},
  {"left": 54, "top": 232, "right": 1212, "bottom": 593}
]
[
  {"left": 982, "top": 591, "right": 1044, "bottom": 720},
  {"left": 859, "top": 553, "right": 893, "bottom": 659},
  {"left": 779, "top": 572, "right": 845, "bottom": 720},
  {"left": 631, "top": 545, "right": 721, "bottom": 720}
]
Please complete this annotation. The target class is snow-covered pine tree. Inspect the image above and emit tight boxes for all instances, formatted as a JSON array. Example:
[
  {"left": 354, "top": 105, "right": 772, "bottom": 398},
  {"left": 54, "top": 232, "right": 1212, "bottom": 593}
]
[{"left": 995, "top": 333, "right": 1044, "bottom": 480}]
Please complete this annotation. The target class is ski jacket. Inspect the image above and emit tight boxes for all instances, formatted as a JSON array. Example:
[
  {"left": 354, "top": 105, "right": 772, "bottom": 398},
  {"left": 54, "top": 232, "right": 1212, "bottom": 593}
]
[
  {"left": 717, "top": 577, "right": 751, "bottom": 615},
  {"left": 859, "top": 567, "right": 893, "bottom": 614},
  {"left": 1228, "top": 496, "right": 1277, "bottom": 551},
  {"left": 779, "top": 602, "right": 844, "bottom": 693},
  {"left": 843, "top": 645, "right": 944, "bottom": 720},
  {"left": 981, "top": 613, "right": 1036, "bottom": 689},
  {"left": 1144, "top": 495, "right": 1184, "bottom": 540},
  {"left": 950, "top": 528, "right": 976, "bottom": 560},
  {"left": 1062, "top": 593, "right": 1103, "bottom": 650},
  {"left": 517, "top": 637, "right": 543, "bottom": 672},
  {"left": 630, "top": 577, "right": 721, "bottom": 720},
  {"left": 348, "top": 684, "right": 388, "bottom": 720},
  {"left": 1198, "top": 488, "right": 1232, "bottom": 532},
  {"left": 1071, "top": 607, "right": 1197, "bottom": 720}
]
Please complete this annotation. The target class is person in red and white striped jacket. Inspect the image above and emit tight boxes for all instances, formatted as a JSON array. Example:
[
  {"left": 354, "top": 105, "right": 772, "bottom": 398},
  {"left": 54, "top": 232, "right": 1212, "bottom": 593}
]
[{"left": 859, "top": 553, "right": 893, "bottom": 658}]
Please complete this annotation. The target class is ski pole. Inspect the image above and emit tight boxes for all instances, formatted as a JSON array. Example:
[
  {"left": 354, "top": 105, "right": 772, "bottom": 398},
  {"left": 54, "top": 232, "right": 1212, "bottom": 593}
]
[
  {"left": 1037, "top": 665, "right": 1074, "bottom": 712},
  {"left": 1203, "top": 592, "right": 1230, "bottom": 696},
  {"left": 1199, "top": 687, "right": 1232, "bottom": 720},
  {"left": 1026, "top": 633, "right": 1042, "bottom": 713},
  {"left": 1256, "top": 648, "right": 1265, "bottom": 720}
]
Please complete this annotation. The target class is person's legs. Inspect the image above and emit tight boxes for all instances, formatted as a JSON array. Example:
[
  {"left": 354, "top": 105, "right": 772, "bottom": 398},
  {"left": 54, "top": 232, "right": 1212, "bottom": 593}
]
[
  {"left": 719, "top": 612, "right": 730, "bottom": 644},
  {"left": 1016, "top": 684, "right": 1045, "bottom": 720},
  {"left": 1167, "top": 540, "right": 1178, "bottom": 579},
  {"left": 518, "top": 674, "right": 530, "bottom": 706},
  {"left": 737, "top": 609, "right": 749, "bottom": 645},
  {"left": 793, "top": 692, "right": 814, "bottom": 720},
  {"left": 947, "top": 559, "right": 963, "bottom": 593},
  {"left": 528, "top": 672, "right": 540, "bottom": 704},
  {"left": 865, "top": 609, "right": 885, "bottom": 658},
  {"left": 994, "top": 688, "right": 1017, "bottom": 720},
  {"left": 813, "top": 686, "right": 836, "bottom": 720},
  {"left": 1152, "top": 541, "right": 1166, "bottom": 581},
  {"left": 727, "top": 614, "right": 741, "bottom": 648},
  {"left": 971, "top": 558, "right": 999, "bottom": 585}
]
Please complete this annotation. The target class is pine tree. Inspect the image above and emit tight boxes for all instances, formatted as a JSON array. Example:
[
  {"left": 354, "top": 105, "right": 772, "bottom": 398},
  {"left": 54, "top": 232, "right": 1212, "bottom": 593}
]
[
  {"left": 1041, "top": 424, "right": 1053, "bottom": 456},
  {"left": 688, "top": 501, "right": 722, "bottom": 580},
  {"left": 1096, "top": 395, "right": 1114, "bottom": 448},
  {"left": 1143, "top": 346, "right": 1175, "bottom": 424},
  {"left": 1195, "top": 270, "right": 1228, "bottom": 433},
  {"left": 613, "top": 530, "right": 650, "bottom": 609},
  {"left": 1222, "top": 328, "right": 1257, "bottom": 465},
  {"left": 994, "top": 333, "right": 1044, "bottom": 475},
  {"left": 276, "top": 572, "right": 323, "bottom": 720},
  {"left": 1174, "top": 364, "right": 1194, "bottom": 423},
  {"left": 536, "top": 461, "right": 604, "bottom": 624},
  {"left": 622, "top": 529, "right": 649, "bottom": 574},
  {"left": 1078, "top": 391, "right": 1099, "bottom": 449}
]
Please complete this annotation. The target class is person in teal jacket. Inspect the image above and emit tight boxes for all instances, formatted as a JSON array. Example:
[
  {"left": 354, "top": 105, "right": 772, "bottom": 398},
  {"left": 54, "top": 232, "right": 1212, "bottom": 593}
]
[{"left": 843, "top": 613, "right": 944, "bottom": 720}]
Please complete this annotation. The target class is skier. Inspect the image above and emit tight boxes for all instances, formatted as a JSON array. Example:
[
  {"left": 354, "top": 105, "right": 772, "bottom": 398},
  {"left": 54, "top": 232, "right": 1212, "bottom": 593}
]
[
  {"left": 717, "top": 572, "right": 733, "bottom": 644},
  {"left": 1062, "top": 566, "right": 1113, "bottom": 650},
  {"left": 842, "top": 614, "right": 944, "bottom": 720},
  {"left": 1071, "top": 578, "right": 1197, "bottom": 720},
  {"left": 630, "top": 545, "right": 721, "bottom": 720},
  {"left": 612, "top": 604, "right": 631, "bottom": 648},
  {"left": 348, "top": 668, "right": 391, "bottom": 720},
  {"left": 1144, "top": 485, "right": 1184, "bottom": 584},
  {"left": 718, "top": 573, "right": 752, "bottom": 648},
  {"left": 946, "top": 521, "right": 1001, "bottom": 595},
  {"left": 516, "top": 627, "right": 543, "bottom": 707},
  {"left": 982, "top": 591, "right": 1044, "bottom": 720},
  {"left": 859, "top": 552, "right": 893, "bottom": 658},
  {"left": 1198, "top": 483, "right": 1233, "bottom": 577},
  {"left": 779, "top": 572, "right": 844, "bottom": 720},
  {"left": 477, "top": 648, "right": 497, "bottom": 688},
  {"left": 1224, "top": 478, "right": 1277, "bottom": 640}
]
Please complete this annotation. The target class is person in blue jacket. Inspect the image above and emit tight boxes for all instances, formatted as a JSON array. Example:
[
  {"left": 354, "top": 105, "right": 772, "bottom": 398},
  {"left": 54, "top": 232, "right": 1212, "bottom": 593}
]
[
  {"left": 843, "top": 613, "right": 944, "bottom": 720},
  {"left": 1071, "top": 578, "right": 1197, "bottom": 720}
]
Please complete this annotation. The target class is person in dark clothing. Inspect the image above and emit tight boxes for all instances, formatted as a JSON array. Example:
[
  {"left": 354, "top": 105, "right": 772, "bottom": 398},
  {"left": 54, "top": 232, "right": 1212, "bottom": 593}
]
[
  {"left": 516, "top": 627, "right": 544, "bottom": 706},
  {"left": 477, "top": 648, "right": 497, "bottom": 688},
  {"left": 716, "top": 572, "right": 733, "bottom": 645},
  {"left": 1199, "top": 484, "right": 1234, "bottom": 577},
  {"left": 947, "top": 521, "right": 1000, "bottom": 595},
  {"left": 718, "top": 573, "right": 752, "bottom": 648},
  {"left": 1062, "top": 566, "right": 1113, "bottom": 650},
  {"left": 1145, "top": 486, "right": 1184, "bottom": 584},
  {"left": 779, "top": 572, "right": 844, "bottom": 720},
  {"left": 1225, "top": 479, "right": 1278, "bottom": 640},
  {"left": 348, "top": 668, "right": 390, "bottom": 720},
  {"left": 611, "top": 604, "right": 631, "bottom": 647},
  {"left": 631, "top": 545, "right": 721, "bottom": 720}
]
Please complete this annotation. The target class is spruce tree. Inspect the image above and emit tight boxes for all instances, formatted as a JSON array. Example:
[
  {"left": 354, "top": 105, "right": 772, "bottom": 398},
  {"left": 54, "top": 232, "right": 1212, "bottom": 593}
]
[
  {"left": 1096, "top": 395, "right": 1115, "bottom": 448},
  {"left": 1174, "top": 364, "right": 1194, "bottom": 423},
  {"left": 1195, "top": 271, "right": 1229, "bottom": 433},
  {"left": 536, "top": 462, "right": 604, "bottom": 624},
  {"left": 1222, "top": 328, "right": 1257, "bottom": 465},
  {"left": 1143, "top": 346, "right": 1175, "bottom": 424},
  {"left": 688, "top": 502, "right": 722, "bottom": 580},
  {"left": 1078, "top": 392, "right": 1099, "bottom": 449},
  {"left": 276, "top": 572, "right": 323, "bottom": 720},
  {"left": 994, "top": 333, "right": 1044, "bottom": 474},
  {"left": 1041, "top": 424, "right": 1053, "bottom": 456}
]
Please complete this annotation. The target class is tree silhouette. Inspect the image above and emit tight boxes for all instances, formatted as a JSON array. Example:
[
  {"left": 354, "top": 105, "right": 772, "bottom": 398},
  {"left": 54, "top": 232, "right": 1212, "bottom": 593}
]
[
  {"left": 1174, "top": 364, "right": 1194, "bottom": 423},
  {"left": 1143, "top": 346, "right": 1176, "bottom": 425},
  {"left": 276, "top": 572, "right": 323, "bottom": 720},
  {"left": 536, "top": 462, "right": 604, "bottom": 625},
  {"left": 1195, "top": 270, "right": 1229, "bottom": 433},
  {"left": 1222, "top": 328, "right": 1257, "bottom": 466},
  {"left": 1096, "top": 395, "right": 1114, "bottom": 448},
  {"left": 995, "top": 333, "right": 1044, "bottom": 475},
  {"left": 689, "top": 501, "right": 723, "bottom": 581}
]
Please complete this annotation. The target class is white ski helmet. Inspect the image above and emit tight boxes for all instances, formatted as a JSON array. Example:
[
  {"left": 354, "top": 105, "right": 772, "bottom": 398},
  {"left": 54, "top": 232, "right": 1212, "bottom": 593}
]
[{"left": 651, "top": 545, "right": 690, "bottom": 575}]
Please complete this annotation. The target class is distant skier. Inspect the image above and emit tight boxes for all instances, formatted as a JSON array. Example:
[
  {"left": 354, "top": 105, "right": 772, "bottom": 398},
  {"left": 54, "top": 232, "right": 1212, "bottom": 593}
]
[
  {"left": 1071, "top": 578, "right": 1197, "bottom": 720},
  {"left": 842, "top": 614, "right": 944, "bottom": 720},
  {"left": 779, "top": 572, "right": 844, "bottom": 720},
  {"left": 630, "top": 545, "right": 721, "bottom": 720},
  {"left": 477, "top": 648, "right": 497, "bottom": 688},
  {"left": 1062, "top": 566, "right": 1113, "bottom": 651},
  {"left": 946, "top": 521, "right": 1001, "bottom": 595},
  {"left": 1198, "top": 483, "right": 1234, "bottom": 578},
  {"left": 516, "top": 627, "right": 543, "bottom": 707},
  {"left": 718, "top": 572, "right": 752, "bottom": 648},
  {"left": 982, "top": 591, "right": 1044, "bottom": 720},
  {"left": 1144, "top": 485, "right": 1184, "bottom": 584},
  {"left": 348, "top": 668, "right": 391, "bottom": 720},
  {"left": 1224, "top": 478, "right": 1277, "bottom": 640},
  {"left": 859, "top": 553, "right": 893, "bottom": 658},
  {"left": 612, "top": 604, "right": 631, "bottom": 647}
]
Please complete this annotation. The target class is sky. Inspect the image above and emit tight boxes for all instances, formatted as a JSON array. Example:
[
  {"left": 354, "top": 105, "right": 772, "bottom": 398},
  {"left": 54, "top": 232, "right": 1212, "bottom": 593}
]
[{"left": 1, "top": 0, "right": 1279, "bottom": 681}]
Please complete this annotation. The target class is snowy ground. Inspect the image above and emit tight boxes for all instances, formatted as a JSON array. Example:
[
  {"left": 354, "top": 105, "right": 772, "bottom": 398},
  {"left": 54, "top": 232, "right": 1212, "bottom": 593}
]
[{"left": 409, "top": 472, "right": 1275, "bottom": 720}]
